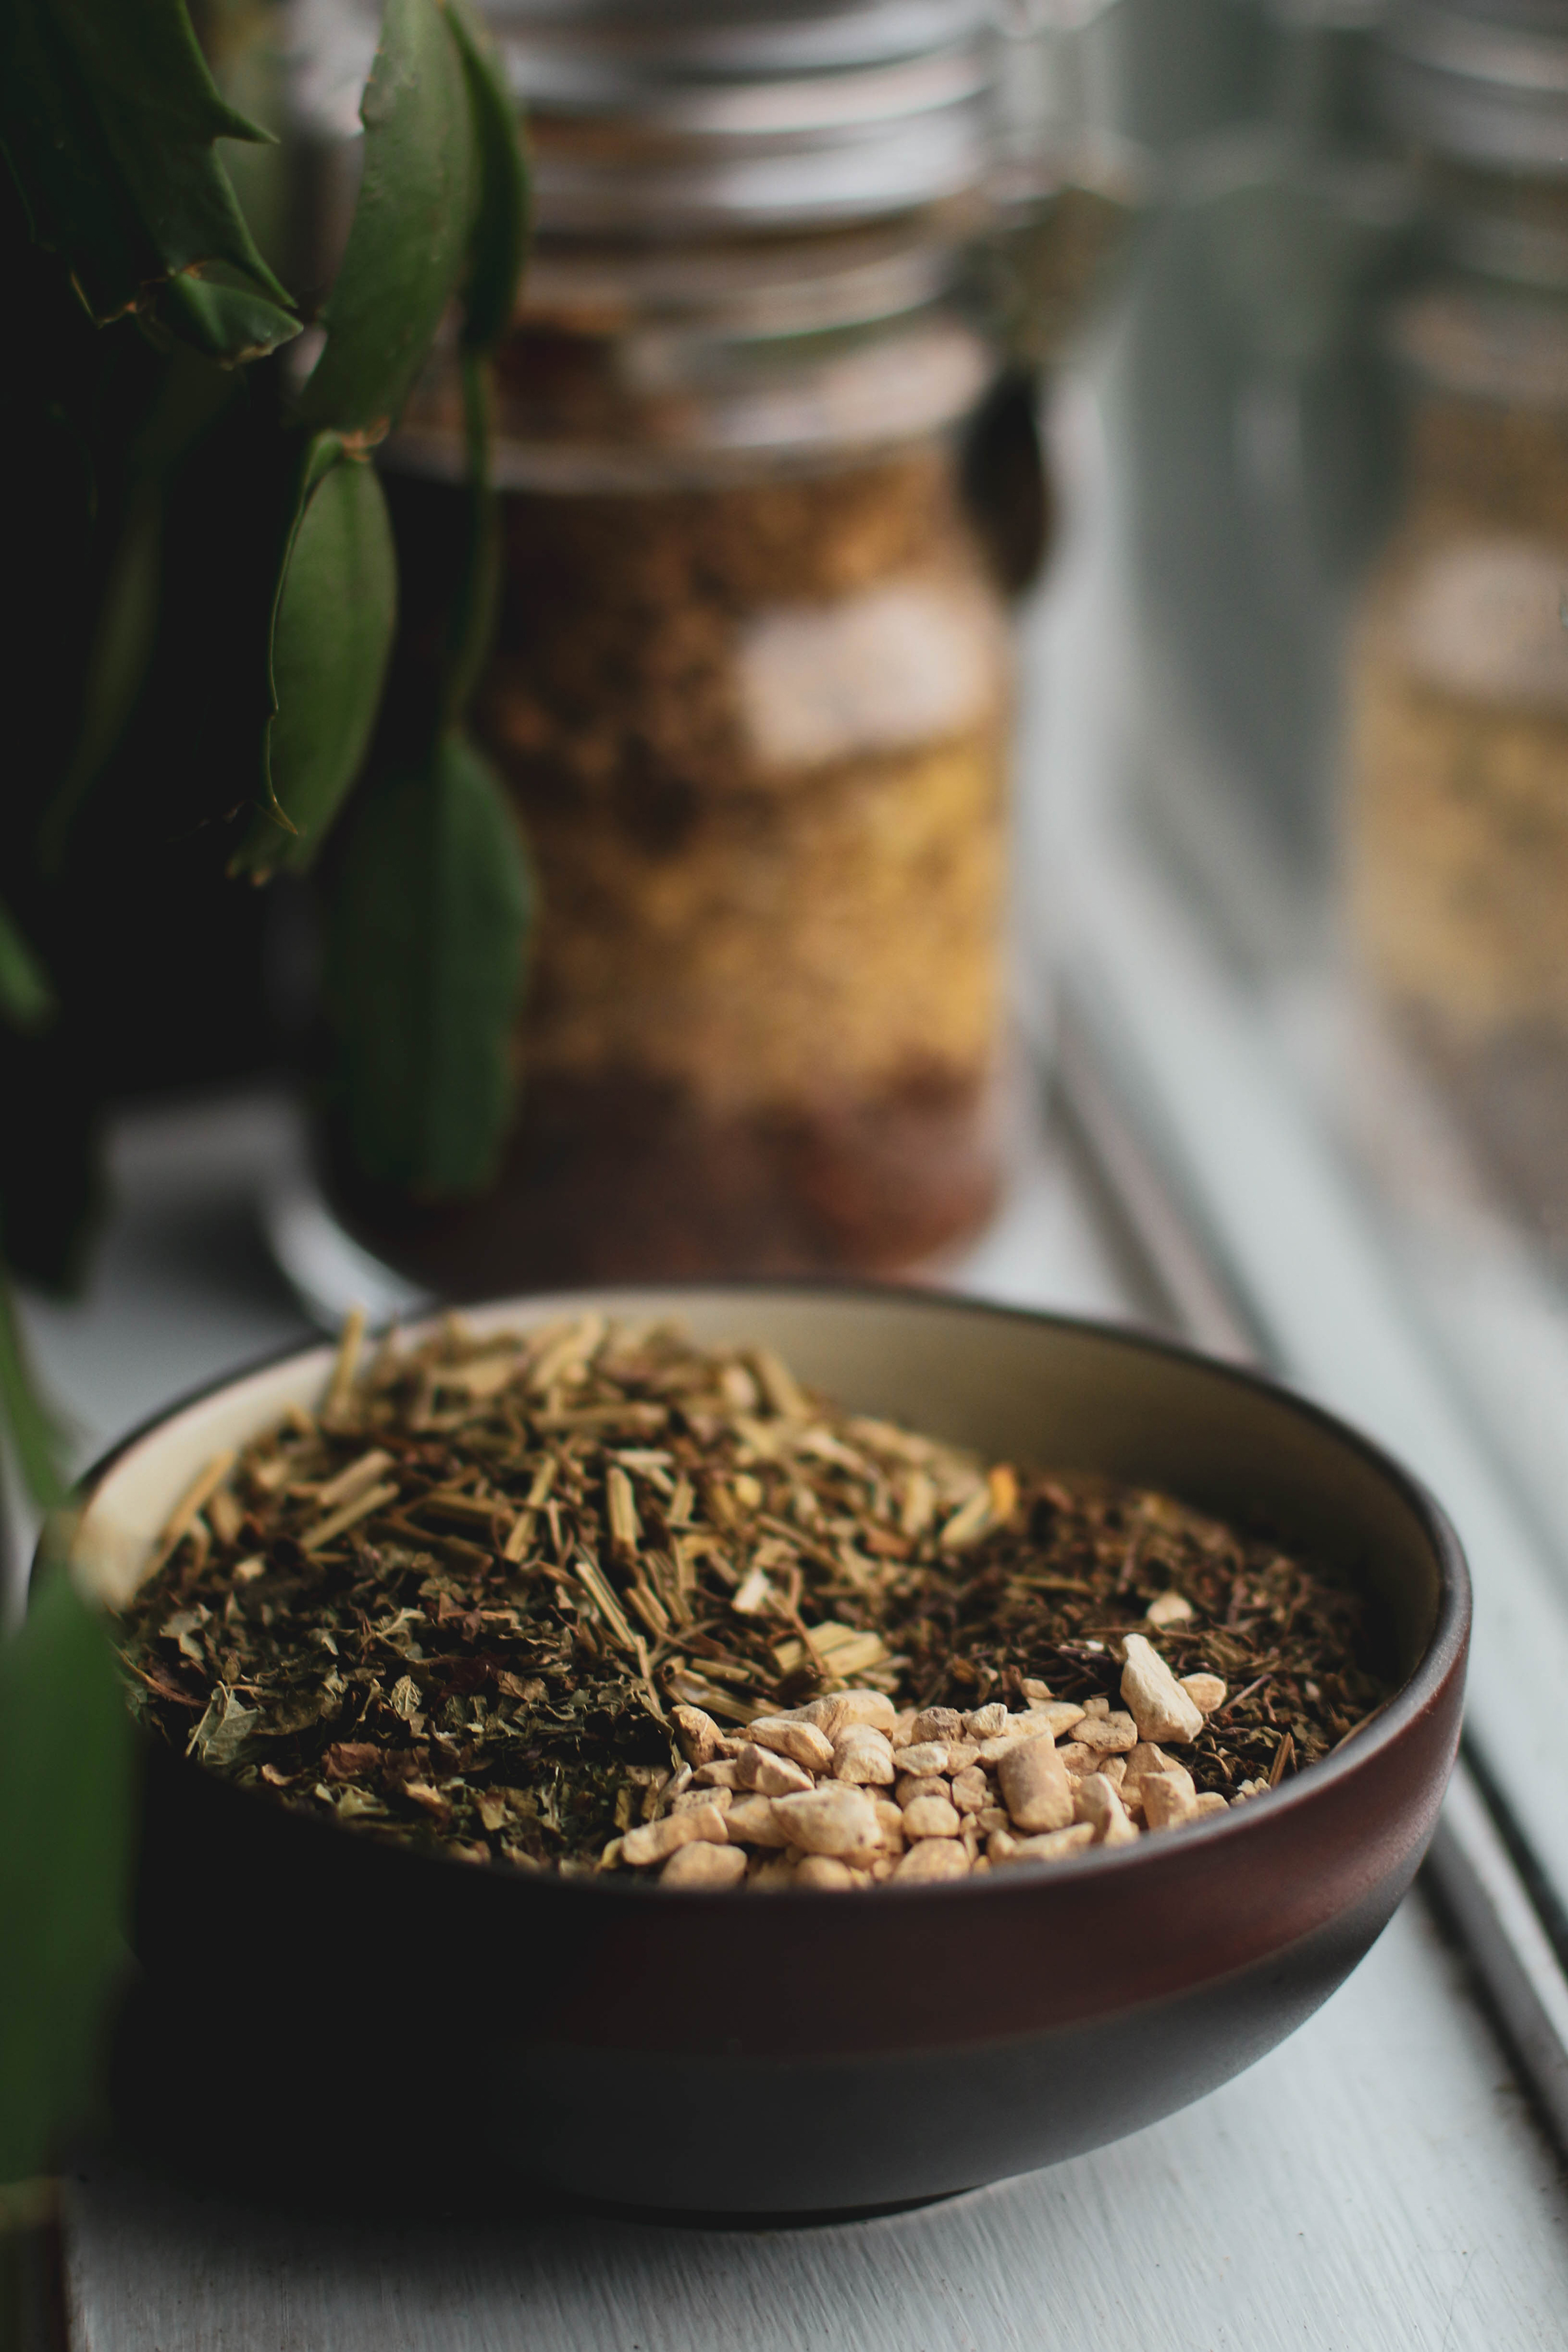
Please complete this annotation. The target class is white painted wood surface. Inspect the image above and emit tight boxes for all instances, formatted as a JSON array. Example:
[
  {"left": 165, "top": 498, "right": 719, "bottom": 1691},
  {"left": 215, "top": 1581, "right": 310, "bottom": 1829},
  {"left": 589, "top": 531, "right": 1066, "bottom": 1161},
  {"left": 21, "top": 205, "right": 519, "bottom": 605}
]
[
  {"left": 64, "top": 1895, "right": 1568, "bottom": 2352},
  {"left": 24, "top": 1090, "right": 1567, "bottom": 2349}
]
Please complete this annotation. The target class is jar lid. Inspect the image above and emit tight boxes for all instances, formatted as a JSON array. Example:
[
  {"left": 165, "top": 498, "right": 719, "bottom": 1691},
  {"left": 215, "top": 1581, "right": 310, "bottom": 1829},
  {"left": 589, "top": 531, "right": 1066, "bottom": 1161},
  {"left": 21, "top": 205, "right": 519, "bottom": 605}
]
[
  {"left": 492, "top": 0, "right": 1002, "bottom": 231},
  {"left": 1375, "top": 3, "right": 1568, "bottom": 176}
]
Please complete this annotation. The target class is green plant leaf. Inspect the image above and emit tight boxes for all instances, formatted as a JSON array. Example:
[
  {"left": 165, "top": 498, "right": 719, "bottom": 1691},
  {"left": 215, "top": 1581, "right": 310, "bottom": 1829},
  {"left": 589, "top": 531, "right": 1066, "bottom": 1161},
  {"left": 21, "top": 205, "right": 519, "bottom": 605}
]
[
  {"left": 232, "top": 434, "right": 397, "bottom": 877},
  {"left": 155, "top": 269, "right": 301, "bottom": 365},
  {"left": 0, "top": 906, "right": 55, "bottom": 1036},
  {"left": 0, "top": 0, "right": 297, "bottom": 353},
  {"left": 0, "top": 1271, "right": 66, "bottom": 1511},
  {"left": 327, "top": 731, "right": 532, "bottom": 1193},
  {"left": 295, "top": 0, "right": 475, "bottom": 438},
  {"left": 0, "top": 1563, "right": 135, "bottom": 2186},
  {"left": 445, "top": 0, "right": 529, "bottom": 354}
]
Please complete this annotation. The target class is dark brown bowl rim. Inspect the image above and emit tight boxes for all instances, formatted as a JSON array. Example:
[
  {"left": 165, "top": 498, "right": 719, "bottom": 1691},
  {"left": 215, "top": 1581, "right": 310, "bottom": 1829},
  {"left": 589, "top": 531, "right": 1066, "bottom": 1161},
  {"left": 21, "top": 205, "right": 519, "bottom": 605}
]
[{"left": 65, "top": 1278, "right": 1471, "bottom": 1907}]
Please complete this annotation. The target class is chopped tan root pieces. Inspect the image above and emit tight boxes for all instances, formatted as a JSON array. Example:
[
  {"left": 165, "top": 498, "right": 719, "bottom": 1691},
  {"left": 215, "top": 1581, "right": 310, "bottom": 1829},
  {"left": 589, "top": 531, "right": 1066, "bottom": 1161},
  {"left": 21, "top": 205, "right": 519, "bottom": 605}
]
[
  {"left": 832, "top": 1724, "right": 896, "bottom": 1784},
  {"left": 671, "top": 1704, "right": 727, "bottom": 1767},
  {"left": 1120, "top": 1635, "right": 1206, "bottom": 1746},
  {"left": 997, "top": 1738, "right": 1073, "bottom": 1834},
  {"left": 1072, "top": 1710, "right": 1138, "bottom": 1756},
  {"left": 769, "top": 1784, "right": 881, "bottom": 1860},
  {"left": 1010, "top": 1823, "right": 1096, "bottom": 1865},
  {"left": 619, "top": 1647, "right": 1267, "bottom": 1887},
  {"left": 749, "top": 1716, "right": 836, "bottom": 1773},
  {"left": 1141, "top": 1772, "right": 1200, "bottom": 1831},
  {"left": 727, "top": 1795, "right": 790, "bottom": 1846},
  {"left": 796, "top": 1854, "right": 859, "bottom": 1889},
  {"left": 1180, "top": 1672, "right": 1228, "bottom": 1716},
  {"left": 661, "top": 1840, "right": 748, "bottom": 1888},
  {"left": 903, "top": 1794, "right": 961, "bottom": 1839},
  {"left": 800, "top": 1690, "right": 898, "bottom": 1740},
  {"left": 895, "top": 1837, "right": 972, "bottom": 1882},
  {"left": 734, "top": 1744, "right": 813, "bottom": 1797},
  {"left": 621, "top": 1804, "right": 729, "bottom": 1865},
  {"left": 1075, "top": 1772, "right": 1138, "bottom": 1848}
]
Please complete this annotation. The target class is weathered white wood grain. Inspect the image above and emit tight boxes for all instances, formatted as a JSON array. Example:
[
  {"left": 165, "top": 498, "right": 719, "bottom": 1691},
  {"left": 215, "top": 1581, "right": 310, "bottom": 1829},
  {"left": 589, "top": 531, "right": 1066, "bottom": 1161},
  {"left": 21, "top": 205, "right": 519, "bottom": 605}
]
[{"left": 65, "top": 1892, "right": 1568, "bottom": 2352}]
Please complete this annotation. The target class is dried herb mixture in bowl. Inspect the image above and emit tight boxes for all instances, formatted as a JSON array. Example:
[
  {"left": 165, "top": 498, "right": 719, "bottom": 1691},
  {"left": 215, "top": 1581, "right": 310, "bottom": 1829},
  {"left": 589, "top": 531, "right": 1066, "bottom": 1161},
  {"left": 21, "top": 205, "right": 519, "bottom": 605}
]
[{"left": 117, "top": 1313, "right": 1392, "bottom": 1886}]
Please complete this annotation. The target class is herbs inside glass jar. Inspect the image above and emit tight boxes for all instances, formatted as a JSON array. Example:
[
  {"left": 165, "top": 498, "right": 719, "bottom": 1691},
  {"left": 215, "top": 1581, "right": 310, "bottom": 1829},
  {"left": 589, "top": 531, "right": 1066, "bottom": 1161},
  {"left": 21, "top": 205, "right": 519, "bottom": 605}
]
[{"left": 116, "top": 1316, "right": 1392, "bottom": 1885}]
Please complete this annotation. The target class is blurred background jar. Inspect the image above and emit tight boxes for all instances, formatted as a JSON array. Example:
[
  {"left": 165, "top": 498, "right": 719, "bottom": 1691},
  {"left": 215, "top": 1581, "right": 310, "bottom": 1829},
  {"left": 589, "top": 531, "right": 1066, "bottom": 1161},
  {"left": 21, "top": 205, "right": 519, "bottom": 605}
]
[
  {"left": 272, "top": 0, "right": 1130, "bottom": 1298},
  {"left": 1103, "top": 0, "right": 1414, "bottom": 960},
  {"left": 1343, "top": 0, "right": 1568, "bottom": 1255}
]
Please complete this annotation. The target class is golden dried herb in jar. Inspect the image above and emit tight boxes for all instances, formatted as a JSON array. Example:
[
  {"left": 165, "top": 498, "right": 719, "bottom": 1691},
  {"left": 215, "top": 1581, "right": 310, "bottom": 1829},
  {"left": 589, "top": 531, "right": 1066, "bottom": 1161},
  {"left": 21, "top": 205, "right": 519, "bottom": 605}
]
[
  {"left": 316, "top": 3, "right": 1021, "bottom": 1292},
  {"left": 1346, "top": 7, "right": 1568, "bottom": 1243}
]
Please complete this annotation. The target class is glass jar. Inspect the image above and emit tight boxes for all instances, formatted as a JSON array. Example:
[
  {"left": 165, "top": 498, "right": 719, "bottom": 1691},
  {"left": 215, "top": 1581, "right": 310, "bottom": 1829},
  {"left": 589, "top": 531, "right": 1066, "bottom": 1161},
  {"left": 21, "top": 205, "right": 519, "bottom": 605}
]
[
  {"left": 1343, "top": 0, "right": 1568, "bottom": 1250},
  {"left": 313, "top": 2, "right": 1028, "bottom": 1293},
  {"left": 1107, "top": 0, "right": 1413, "bottom": 955}
]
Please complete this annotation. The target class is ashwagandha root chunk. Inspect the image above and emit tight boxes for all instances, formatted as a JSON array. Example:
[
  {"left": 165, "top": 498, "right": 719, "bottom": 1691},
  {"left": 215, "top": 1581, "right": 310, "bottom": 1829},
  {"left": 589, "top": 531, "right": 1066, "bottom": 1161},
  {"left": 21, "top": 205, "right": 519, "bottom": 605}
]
[
  {"left": 734, "top": 1744, "right": 813, "bottom": 1797},
  {"left": 802, "top": 1691, "right": 898, "bottom": 1740},
  {"left": 771, "top": 1784, "right": 881, "bottom": 1859},
  {"left": 1004, "top": 1823, "right": 1096, "bottom": 1866},
  {"left": 908, "top": 1707, "right": 966, "bottom": 1746},
  {"left": 902, "top": 1794, "right": 961, "bottom": 1839},
  {"left": 661, "top": 1840, "right": 748, "bottom": 1887},
  {"left": 1121, "top": 1740, "right": 1179, "bottom": 1793},
  {"left": 623, "top": 1804, "right": 730, "bottom": 1865},
  {"left": 872, "top": 1797, "right": 906, "bottom": 1849},
  {"left": 832, "top": 1724, "right": 896, "bottom": 1784},
  {"left": 1141, "top": 1771, "right": 1200, "bottom": 1831},
  {"left": 747, "top": 1716, "right": 836, "bottom": 1773},
  {"left": 896, "top": 1773, "right": 949, "bottom": 1808},
  {"left": 1120, "top": 1634, "right": 1205, "bottom": 1746},
  {"left": 998, "top": 1737, "right": 1073, "bottom": 1833},
  {"left": 892, "top": 1740, "right": 951, "bottom": 1777},
  {"left": 1075, "top": 1772, "right": 1139, "bottom": 1847},
  {"left": 1072, "top": 1710, "right": 1138, "bottom": 1756},
  {"left": 795, "top": 1854, "right": 858, "bottom": 1890},
  {"left": 727, "top": 1795, "right": 791, "bottom": 1846},
  {"left": 672, "top": 1783, "right": 732, "bottom": 1814},
  {"left": 894, "top": 1837, "right": 972, "bottom": 1882},
  {"left": 671, "top": 1705, "right": 726, "bottom": 1767}
]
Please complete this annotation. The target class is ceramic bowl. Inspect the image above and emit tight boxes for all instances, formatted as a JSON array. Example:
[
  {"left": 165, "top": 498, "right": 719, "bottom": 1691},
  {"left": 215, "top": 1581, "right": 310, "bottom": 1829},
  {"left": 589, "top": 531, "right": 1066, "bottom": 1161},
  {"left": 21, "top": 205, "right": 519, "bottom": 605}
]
[{"left": 71, "top": 1286, "right": 1468, "bottom": 2218}]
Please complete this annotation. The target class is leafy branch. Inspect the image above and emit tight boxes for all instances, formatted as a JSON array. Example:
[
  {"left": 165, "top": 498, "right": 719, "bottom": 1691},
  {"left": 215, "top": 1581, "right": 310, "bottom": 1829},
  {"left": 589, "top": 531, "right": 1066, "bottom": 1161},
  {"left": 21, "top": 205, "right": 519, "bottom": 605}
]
[{"left": 0, "top": 0, "right": 532, "bottom": 2212}]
